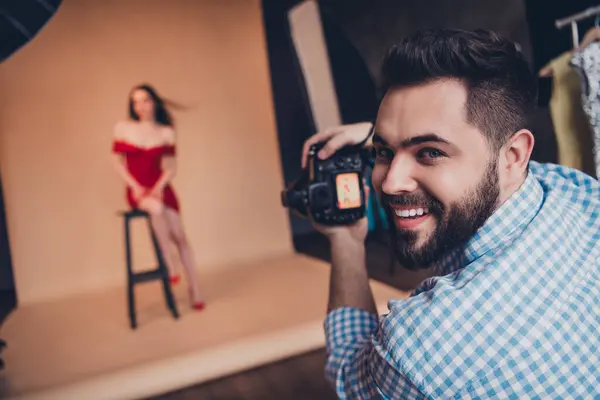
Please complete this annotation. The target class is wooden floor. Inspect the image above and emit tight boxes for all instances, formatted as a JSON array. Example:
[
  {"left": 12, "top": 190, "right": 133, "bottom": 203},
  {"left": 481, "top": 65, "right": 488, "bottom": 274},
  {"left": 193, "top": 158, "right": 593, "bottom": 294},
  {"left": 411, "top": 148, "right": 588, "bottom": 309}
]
[
  {"left": 147, "top": 231, "right": 431, "bottom": 400},
  {"left": 151, "top": 348, "right": 335, "bottom": 400}
]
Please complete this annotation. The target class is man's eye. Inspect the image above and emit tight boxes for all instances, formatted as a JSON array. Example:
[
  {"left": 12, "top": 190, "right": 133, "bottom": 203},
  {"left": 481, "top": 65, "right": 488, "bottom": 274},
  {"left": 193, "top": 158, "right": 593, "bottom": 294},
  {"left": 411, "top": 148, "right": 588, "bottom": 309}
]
[
  {"left": 418, "top": 148, "right": 446, "bottom": 159},
  {"left": 374, "top": 147, "right": 394, "bottom": 160}
]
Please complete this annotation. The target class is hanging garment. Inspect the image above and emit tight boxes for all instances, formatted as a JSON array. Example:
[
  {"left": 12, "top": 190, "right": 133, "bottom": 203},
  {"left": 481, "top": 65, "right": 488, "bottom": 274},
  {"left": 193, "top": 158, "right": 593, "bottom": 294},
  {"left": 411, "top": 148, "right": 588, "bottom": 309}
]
[
  {"left": 571, "top": 42, "right": 600, "bottom": 178},
  {"left": 542, "top": 51, "right": 596, "bottom": 177}
]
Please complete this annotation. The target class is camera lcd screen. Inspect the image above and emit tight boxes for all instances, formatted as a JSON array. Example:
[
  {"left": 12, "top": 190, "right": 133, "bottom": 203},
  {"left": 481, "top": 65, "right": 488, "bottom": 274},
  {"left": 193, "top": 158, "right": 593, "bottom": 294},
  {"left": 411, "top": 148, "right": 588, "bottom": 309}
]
[{"left": 336, "top": 173, "right": 361, "bottom": 209}]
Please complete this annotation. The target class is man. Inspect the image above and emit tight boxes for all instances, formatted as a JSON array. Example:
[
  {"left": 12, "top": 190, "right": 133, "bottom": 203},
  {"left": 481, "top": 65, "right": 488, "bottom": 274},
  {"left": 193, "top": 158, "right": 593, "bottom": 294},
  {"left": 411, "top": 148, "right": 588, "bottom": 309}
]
[{"left": 302, "top": 29, "right": 600, "bottom": 399}]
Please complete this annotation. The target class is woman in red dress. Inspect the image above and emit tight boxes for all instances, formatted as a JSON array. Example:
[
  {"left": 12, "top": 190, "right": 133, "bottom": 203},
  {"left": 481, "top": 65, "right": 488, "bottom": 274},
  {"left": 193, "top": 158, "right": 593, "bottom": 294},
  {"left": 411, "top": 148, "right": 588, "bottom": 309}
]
[{"left": 112, "top": 84, "right": 204, "bottom": 311}]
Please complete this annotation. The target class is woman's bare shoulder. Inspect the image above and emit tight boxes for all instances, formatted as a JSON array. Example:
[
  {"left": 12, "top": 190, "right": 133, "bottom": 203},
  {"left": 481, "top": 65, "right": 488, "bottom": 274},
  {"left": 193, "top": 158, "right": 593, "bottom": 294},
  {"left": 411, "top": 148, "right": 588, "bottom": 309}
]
[
  {"left": 161, "top": 125, "right": 176, "bottom": 145},
  {"left": 114, "top": 119, "right": 133, "bottom": 134},
  {"left": 113, "top": 119, "right": 139, "bottom": 140}
]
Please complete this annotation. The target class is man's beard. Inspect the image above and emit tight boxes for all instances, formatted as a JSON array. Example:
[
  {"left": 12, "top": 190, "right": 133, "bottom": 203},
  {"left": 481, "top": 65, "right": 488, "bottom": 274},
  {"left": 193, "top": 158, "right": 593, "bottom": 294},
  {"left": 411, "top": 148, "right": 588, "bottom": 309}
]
[{"left": 383, "top": 160, "right": 500, "bottom": 270}]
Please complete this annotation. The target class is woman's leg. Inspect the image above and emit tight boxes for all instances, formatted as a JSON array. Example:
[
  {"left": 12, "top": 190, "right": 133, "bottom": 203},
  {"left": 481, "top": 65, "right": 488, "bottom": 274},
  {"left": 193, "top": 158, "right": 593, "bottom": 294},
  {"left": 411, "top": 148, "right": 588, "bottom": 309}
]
[
  {"left": 163, "top": 208, "right": 204, "bottom": 305},
  {"left": 137, "top": 197, "right": 179, "bottom": 278}
]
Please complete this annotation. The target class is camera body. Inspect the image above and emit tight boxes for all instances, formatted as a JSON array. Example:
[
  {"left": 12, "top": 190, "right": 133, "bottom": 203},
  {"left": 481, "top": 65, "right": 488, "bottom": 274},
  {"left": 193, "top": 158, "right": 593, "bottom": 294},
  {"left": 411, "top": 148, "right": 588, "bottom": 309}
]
[{"left": 281, "top": 142, "right": 370, "bottom": 226}]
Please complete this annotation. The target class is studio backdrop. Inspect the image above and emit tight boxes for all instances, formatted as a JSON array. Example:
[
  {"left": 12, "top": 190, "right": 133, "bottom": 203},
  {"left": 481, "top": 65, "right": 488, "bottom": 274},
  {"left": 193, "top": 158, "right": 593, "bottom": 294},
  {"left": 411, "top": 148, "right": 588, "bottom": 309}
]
[{"left": 0, "top": 0, "right": 293, "bottom": 305}]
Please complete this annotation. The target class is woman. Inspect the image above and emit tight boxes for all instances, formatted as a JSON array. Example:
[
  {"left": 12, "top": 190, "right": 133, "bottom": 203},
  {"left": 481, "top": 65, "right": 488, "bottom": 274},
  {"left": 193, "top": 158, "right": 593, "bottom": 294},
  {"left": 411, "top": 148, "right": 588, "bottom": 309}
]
[{"left": 112, "top": 84, "right": 205, "bottom": 311}]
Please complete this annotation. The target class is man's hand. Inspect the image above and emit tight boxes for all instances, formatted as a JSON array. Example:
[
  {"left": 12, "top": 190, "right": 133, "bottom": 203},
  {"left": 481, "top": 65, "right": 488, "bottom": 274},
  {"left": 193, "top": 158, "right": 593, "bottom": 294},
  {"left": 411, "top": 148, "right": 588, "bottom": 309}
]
[
  {"left": 302, "top": 121, "right": 374, "bottom": 242},
  {"left": 301, "top": 122, "right": 374, "bottom": 169},
  {"left": 301, "top": 123, "right": 378, "bottom": 316}
]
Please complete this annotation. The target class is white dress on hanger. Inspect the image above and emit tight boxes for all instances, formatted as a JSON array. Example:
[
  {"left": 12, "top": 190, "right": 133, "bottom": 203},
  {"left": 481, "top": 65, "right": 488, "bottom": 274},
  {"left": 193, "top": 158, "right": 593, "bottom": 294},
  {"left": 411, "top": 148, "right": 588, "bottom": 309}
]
[{"left": 571, "top": 42, "right": 600, "bottom": 178}]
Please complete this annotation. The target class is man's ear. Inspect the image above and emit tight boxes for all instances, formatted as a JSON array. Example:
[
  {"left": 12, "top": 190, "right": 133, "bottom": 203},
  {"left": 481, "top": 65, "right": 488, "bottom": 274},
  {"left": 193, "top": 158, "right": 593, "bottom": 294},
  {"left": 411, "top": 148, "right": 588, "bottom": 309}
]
[{"left": 503, "top": 129, "right": 535, "bottom": 175}]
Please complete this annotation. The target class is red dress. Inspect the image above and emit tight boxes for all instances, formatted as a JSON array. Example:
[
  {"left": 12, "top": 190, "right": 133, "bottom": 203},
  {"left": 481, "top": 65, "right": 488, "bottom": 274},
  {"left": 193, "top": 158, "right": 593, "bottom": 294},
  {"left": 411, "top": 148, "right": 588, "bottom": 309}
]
[{"left": 112, "top": 140, "right": 180, "bottom": 212}]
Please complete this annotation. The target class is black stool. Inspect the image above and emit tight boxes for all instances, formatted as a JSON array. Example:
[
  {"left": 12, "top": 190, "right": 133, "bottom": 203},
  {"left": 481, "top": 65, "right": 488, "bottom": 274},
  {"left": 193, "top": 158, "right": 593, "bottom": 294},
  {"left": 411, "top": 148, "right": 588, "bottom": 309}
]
[{"left": 121, "top": 209, "right": 179, "bottom": 329}]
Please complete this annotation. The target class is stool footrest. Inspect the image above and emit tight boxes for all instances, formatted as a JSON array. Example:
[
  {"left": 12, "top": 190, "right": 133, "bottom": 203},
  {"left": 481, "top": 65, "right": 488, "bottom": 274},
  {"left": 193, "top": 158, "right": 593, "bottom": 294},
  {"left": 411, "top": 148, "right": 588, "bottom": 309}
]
[{"left": 131, "top": 269, "right": 165, "bottom": 284}]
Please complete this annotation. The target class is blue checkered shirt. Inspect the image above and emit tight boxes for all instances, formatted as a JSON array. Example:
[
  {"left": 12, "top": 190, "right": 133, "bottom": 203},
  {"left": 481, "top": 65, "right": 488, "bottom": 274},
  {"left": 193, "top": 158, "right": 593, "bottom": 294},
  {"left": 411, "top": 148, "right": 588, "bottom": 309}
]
[{"left": 324, "top": 161, "right": 600, "bottom": 399}]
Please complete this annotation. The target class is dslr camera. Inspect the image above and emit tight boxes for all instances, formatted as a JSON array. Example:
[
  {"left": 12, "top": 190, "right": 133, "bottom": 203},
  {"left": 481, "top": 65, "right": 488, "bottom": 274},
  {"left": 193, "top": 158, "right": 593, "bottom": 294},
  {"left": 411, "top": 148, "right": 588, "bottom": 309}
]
[{"left": 281, "top": 142, "right": 372, "bottom": 226}]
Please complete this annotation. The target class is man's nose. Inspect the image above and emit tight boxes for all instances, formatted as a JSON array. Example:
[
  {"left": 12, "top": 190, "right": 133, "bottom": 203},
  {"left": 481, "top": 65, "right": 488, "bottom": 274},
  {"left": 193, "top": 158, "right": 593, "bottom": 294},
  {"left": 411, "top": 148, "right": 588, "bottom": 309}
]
[{"left": 381, "top": 157, "right": 418, "bottom": 194}]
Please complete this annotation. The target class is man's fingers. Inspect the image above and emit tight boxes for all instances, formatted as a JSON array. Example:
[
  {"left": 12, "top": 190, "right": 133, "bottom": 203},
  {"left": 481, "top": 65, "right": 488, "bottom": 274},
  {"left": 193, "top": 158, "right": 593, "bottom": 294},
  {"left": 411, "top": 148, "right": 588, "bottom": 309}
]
[
  {"left": 301, "top": 132, "right": 331, "bottom": 168},
  {"left": 317, "top": 133, "right": 350, "bottom": 160},
  {"left": 301, "top": 127, "right": 340, "bottom": 168}
]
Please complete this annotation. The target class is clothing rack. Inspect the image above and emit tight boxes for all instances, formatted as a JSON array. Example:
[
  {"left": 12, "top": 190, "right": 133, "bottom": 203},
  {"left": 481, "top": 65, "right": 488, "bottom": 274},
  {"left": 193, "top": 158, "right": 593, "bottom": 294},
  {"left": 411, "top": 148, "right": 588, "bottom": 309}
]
[{"left": 555, "top": 5, "right": 600, "bottom": 48}]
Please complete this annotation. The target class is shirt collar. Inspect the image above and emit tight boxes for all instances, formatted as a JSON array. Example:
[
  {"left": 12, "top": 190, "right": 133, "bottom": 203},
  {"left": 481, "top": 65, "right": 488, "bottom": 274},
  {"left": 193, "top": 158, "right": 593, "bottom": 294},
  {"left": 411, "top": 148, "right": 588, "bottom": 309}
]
[{"left": 434, "top": 170, "right": 544, "bottom": 276}]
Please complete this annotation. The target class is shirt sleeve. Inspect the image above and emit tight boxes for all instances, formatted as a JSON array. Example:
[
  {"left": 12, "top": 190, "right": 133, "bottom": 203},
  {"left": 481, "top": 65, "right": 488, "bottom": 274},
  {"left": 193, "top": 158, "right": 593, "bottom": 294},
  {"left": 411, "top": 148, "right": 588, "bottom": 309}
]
[{"left": 324, "top": 307, "right": 428, "bottom": 399}]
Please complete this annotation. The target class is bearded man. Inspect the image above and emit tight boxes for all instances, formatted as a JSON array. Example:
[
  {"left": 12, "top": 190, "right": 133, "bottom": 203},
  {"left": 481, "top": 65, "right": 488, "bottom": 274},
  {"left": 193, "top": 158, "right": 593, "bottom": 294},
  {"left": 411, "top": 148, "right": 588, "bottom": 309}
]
[{"left": 302, "top": 29, "right": 600, "bottom": 399}]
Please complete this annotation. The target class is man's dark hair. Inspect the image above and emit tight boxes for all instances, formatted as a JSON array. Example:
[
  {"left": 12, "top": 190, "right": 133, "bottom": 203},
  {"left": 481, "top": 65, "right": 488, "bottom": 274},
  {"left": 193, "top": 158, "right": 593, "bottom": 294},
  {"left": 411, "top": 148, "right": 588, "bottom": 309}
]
[{"left": 381, "top": 29, "right": 537, "bottom": 150}]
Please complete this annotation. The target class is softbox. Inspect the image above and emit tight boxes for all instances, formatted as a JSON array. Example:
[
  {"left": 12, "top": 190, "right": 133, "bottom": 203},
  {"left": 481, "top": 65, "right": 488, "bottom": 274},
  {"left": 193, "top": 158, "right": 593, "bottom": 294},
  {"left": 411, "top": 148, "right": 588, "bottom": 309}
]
[{"left": 0, "top": 0, "right": 62, "bottom": 62}]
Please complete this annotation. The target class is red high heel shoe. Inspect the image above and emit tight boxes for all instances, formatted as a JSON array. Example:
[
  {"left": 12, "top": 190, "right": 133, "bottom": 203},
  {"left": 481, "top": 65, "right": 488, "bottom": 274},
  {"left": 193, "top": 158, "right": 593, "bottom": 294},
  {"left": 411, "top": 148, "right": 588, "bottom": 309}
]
[
  {"left": 169, "top": 275, "right": 181, "bottom": 285},
  {"left": 189, "top": 288, "right": 206, "bottom": 311}
]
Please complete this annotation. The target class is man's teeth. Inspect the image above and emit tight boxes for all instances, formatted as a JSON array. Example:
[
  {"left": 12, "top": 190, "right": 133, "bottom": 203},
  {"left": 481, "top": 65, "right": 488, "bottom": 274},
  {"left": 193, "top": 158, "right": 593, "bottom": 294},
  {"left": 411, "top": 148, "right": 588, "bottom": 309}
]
[{"left": 395, "top": 208, "right": 428, "bottom": 218}]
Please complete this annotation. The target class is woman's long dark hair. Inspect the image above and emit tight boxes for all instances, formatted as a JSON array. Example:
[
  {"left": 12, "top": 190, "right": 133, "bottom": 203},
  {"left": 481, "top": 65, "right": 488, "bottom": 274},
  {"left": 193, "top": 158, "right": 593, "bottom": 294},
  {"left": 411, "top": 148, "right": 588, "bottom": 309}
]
[{"left": 129, "top": 84, "right": 175, "bottom": 126}]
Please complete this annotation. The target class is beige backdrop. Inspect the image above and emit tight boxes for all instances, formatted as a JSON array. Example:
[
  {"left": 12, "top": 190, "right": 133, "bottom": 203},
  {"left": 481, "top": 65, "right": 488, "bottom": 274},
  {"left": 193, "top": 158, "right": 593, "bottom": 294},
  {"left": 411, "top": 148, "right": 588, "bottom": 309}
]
[{"left": 0, "top": 0, "right": 293, "bottom": 305}]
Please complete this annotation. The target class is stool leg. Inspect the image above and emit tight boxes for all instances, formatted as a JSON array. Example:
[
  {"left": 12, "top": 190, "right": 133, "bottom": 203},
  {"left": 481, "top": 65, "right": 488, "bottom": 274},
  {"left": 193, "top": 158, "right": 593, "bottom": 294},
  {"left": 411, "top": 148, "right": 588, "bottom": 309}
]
[
  {"left": 147, "top": 219, "right": 179, "bottom": 320},
  {"left": 125, "top": 216, "right": 137, "bottom": 329}
]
